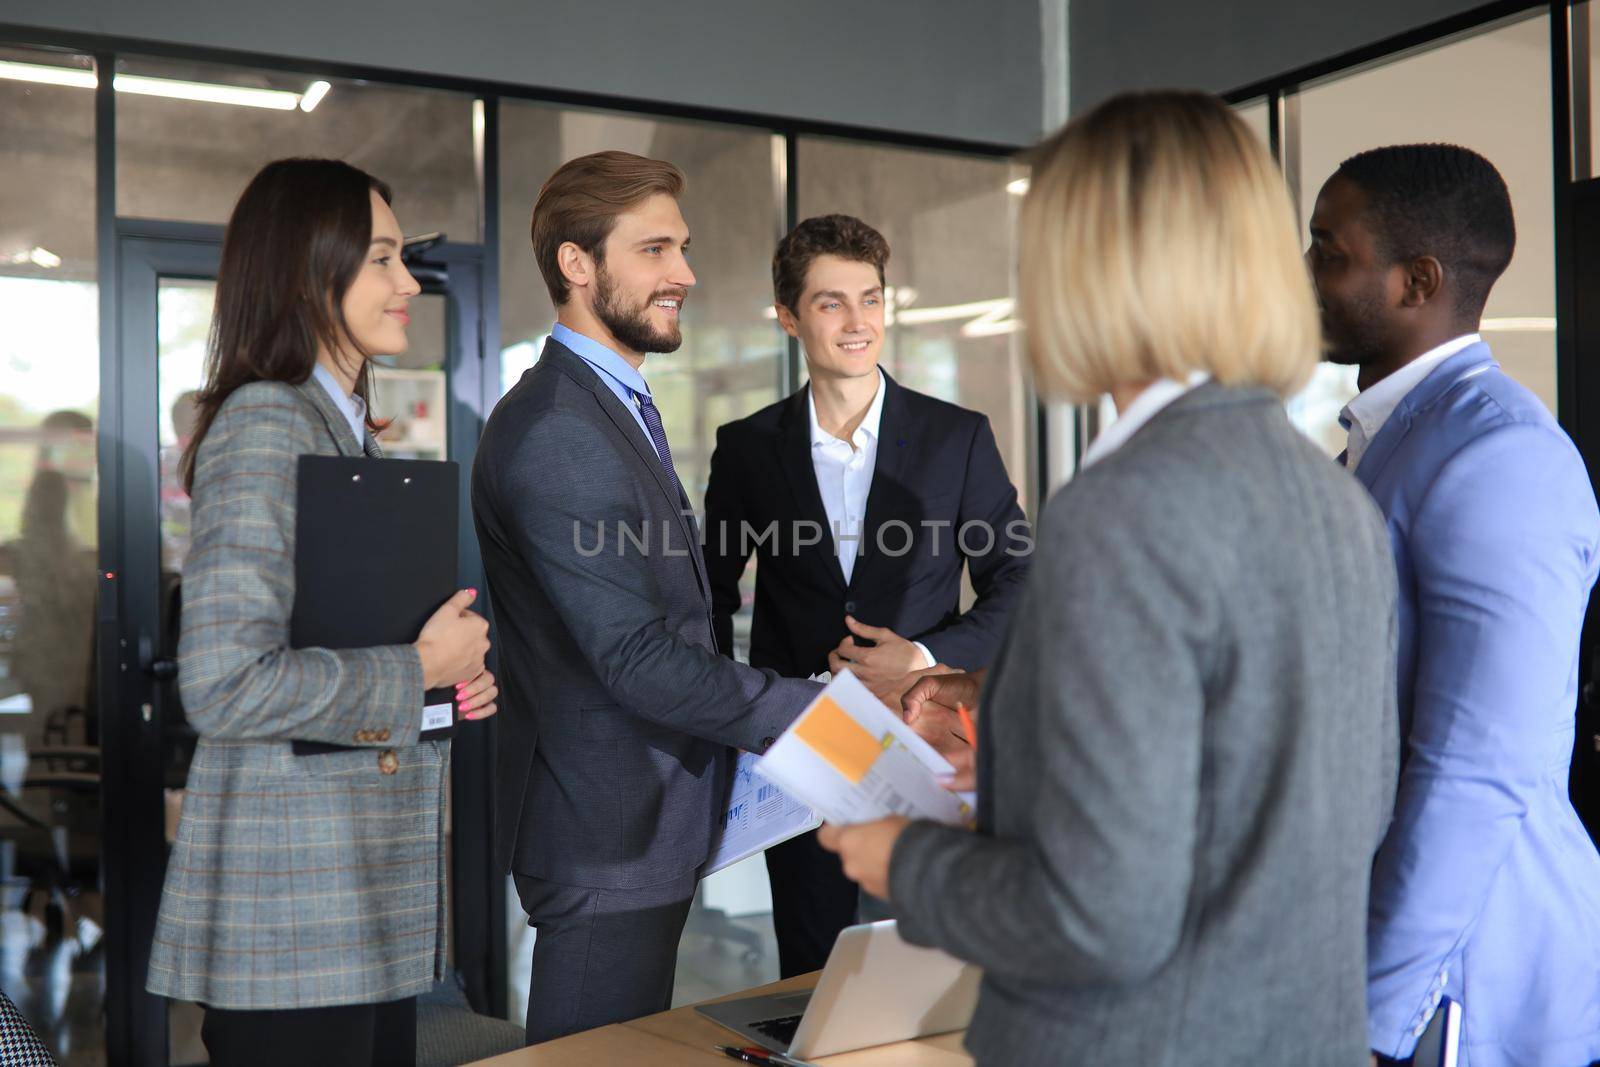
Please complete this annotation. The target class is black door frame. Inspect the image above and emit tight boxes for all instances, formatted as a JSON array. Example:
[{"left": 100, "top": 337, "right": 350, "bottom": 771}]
[{"left": 103, "top": 220, "right": 500, "bottom": 1066}]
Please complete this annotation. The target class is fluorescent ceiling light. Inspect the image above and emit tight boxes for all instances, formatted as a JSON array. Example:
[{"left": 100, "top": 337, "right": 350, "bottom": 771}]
[
  {"left": 1007, "top": 178, "right": 1030, "bottom": 195},
  {"left": 0, "top": 59, "right": 95, "bottom": 89},
  {"left": 1480, "top": 316, "right": 1555, "bottom": 332},
  {"left": 0, "top": 59, "right": 324, "bottom": 111},
  {"left": 114, "top": 74, "right": 299, "bottom": 110},
  {"left": 299, "top": 80, "right": 331, "bottom": 112},
  {"left": 5, "top": 246, "right": 61, "bottom": 268}
]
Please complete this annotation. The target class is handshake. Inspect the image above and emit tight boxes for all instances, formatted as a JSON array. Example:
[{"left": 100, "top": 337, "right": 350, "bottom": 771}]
[{"left": 824, "top": 615, "right": 984, "bottom": 791}]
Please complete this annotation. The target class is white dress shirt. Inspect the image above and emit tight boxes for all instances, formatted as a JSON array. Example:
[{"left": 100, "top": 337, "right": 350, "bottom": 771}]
[
  {"left": 1340, "top": 333, "right": 1481, "bottom": 473},
  {"left": 1081, "top": 373, "right": 1210, "bottom": 470},
  {"left": 808, "top": 369, "right": 934, "bottom": 669}
]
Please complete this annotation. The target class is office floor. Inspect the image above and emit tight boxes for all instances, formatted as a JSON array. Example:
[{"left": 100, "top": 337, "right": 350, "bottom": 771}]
[
  {"left": 8, "top": 886, "right": 781, "bottom": 1065},
  {"left": 2, "top": 893, "right": 106, "bottom": 1067},
  {"left": 672, "top": 908, "right": 780, "bottom": 1008}
]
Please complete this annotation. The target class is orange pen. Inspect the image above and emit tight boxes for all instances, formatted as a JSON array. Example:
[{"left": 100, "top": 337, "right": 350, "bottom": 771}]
[{"left": 956, "top": 703, "right": 977, "bottom": 751}]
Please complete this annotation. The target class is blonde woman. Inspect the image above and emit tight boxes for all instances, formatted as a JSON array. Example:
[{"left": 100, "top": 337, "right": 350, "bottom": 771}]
[{"left": 820, "top": 91, "right": 1400, "bottom": 1064}]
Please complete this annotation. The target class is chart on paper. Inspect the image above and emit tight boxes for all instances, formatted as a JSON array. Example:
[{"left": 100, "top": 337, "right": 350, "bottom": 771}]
[{"left": 705, "top": 750, "right": 821, "bottom": 875}]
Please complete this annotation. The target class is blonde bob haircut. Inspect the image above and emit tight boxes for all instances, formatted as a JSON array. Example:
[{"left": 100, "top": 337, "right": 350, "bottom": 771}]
[{"left": 1019, "top": 90, "right": 1319, "bottom": 404}]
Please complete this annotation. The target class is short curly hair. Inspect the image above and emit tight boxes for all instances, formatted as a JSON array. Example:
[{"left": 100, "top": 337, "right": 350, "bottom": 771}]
[{"left": 772, "top": 214, "right": 890, "bottom": 313}]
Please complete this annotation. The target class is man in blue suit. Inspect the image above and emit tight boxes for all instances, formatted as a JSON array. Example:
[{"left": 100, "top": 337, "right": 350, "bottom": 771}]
[{"left": 1309, "top": 144, "right": 1600, "bottom": 1067}]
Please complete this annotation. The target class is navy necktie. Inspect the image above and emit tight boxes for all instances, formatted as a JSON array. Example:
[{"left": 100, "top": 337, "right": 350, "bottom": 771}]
[{"left": 631, "top": 387, "right": 676, "bottom": 482}]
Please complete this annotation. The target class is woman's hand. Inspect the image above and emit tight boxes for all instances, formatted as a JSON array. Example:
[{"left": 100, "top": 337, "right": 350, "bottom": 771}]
[
  {"left": 414, "top": 588, "right": 490, "bottom": 689},
  {"left": 817, "top": 816, "right": 910, "bottom": 900},
  {"left": 455, "top": 669, "right": 498, "bottom": 721}
]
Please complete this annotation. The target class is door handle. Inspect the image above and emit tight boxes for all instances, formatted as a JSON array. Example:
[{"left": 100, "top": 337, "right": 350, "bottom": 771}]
[{"left": 137, "top": 630, "right": 177, "bottom": 682}]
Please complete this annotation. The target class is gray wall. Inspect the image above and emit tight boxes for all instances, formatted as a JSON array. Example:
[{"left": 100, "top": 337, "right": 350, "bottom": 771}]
[
  {"left": 1, "top": 0, "right": 1043, "bottom": 146},
  {"left": 1070, "top": 0, "right": 1501, "bottom": 111}
]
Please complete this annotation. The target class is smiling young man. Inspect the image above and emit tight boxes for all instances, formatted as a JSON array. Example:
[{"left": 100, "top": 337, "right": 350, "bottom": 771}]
[
  {"left": 703, "top": 214, "right": 1031, "bottom": 977},
  {"left": 471, "top": 151, "right": 819, "bottom": 1043},
  {"left": 1308, "top": 145, "right": 1600, "bottom": 1067}
]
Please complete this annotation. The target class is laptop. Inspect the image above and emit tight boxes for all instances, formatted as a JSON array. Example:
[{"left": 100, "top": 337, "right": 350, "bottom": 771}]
[{"left": 696, "top": 919, "right": 980, "bottom": 1061}]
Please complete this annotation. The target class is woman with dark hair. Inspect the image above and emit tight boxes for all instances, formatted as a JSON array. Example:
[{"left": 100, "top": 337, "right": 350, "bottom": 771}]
[{"left": 145, "top": 158, "right": 496, "bottom": 1067}]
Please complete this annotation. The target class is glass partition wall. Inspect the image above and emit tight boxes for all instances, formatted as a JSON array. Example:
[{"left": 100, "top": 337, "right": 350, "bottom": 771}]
[
  {"left": 1238, "top": 10, "right": 1558, "bottom": 457},
  {"left": 0, "top": 32, "right": 1031, "bottom": 1064},
  {"left": 0, "top": 43, "right": 103, "bottom": 1067}
]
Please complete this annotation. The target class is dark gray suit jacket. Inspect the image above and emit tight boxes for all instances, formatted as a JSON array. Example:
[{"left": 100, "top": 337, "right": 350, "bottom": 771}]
[
  {"left": 472, "top": 338, "right": 818, "bottom": 889},
  {"left": 890, "top": 384, "right": 1400, "bottom": 1065}
]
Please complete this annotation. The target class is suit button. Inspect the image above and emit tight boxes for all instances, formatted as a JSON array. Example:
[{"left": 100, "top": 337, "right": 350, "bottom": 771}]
[
  {"left": 378, "top": 749, "right": 399, "bottom": 775},
  {"left": 376, "top": 728, "right": 391, "bottom": 742},
  {"left": 354, "top": 729, "right": 370, "bottom": 743},
  {"left": 844, "top": 600, "right": 856, "bottom": 614}
]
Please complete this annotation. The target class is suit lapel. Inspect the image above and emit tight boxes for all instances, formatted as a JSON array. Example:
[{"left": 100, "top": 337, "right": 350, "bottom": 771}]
[
  {"left": 292, "top": 378, "right": 365, "bottom": 457},
  {"left": 779, "top": 386, "right": 847, "bottom": 590},
  {"left": 545, "top": 342, "right": 683, "bottom": 509},
  {"left": 541, "top": 340, "right": 708, "bottom": 595},
  {"left": 853, "top": 374, "right": 910, "bottom": 590},
  {"left": 1354, "top": 344, "right": 1498, "bottom": 491}
]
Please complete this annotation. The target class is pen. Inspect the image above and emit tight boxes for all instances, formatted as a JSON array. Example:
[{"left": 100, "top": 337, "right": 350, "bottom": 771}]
[
  {"left": 715, "top": 1046, "right": 803, "bottom": 1065},
  {"left": 956, "top": 702, "right": 977, "bottom": 751}
]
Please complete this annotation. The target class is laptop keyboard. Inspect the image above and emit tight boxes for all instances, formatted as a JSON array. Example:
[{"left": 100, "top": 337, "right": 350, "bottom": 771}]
[{"left": 749, "top": 1014, "right": 803, "bottom": 1045}]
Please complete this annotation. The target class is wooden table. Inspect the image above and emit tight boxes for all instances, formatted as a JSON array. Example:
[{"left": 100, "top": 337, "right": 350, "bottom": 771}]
[{"left": 467, "top": 973, "right": 974, "bottom": 1066}]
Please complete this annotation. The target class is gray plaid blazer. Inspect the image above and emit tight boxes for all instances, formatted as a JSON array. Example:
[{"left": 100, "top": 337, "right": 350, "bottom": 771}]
[{"left": 146, "top": 378, "right": 448, "bottom": 1010}]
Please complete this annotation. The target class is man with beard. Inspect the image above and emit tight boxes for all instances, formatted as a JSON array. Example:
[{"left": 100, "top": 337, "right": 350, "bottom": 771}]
[
  {"left": 472, "top": 151, "right": 818, "bottom": 1043},
  {"left": 1308, "top": 144, "right": 1600, "bottom": 1067}
]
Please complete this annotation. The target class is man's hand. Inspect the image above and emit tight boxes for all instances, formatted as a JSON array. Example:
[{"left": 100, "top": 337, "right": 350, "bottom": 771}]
[
  {"left": 817, "top": 816, "right": 910, "bottom": 900},
  {"left": 828, "top": 616, "right": 929, "bottom": 684},
  {"left": 859, "top": 663, "right": 957, "bottom": 713},
  {"left": 902, "top": 669, "right": 985, "bottom": 725},
  {"left": 901, "top": 669, "right": 985, "bottom": 791}
]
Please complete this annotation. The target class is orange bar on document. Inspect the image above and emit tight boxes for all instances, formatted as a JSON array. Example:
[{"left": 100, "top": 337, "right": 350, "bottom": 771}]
[{"left": 794, "top": 696, "right": 881, "bottom": 784}]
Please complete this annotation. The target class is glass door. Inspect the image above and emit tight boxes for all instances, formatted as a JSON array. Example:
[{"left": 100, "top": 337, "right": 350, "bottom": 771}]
[{"left": 107, "top": 221, "right": 496, "bottom": 1065}]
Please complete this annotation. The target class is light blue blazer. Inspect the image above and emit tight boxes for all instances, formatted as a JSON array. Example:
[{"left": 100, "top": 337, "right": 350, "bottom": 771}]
[{"left": 1356, "top": 343, "right": 1600, "bottom": 1067}]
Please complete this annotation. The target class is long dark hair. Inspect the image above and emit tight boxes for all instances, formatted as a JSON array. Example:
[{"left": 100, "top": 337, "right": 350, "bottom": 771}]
[{"left": 180, "top": 158, "right": 394, "bottom": 492}]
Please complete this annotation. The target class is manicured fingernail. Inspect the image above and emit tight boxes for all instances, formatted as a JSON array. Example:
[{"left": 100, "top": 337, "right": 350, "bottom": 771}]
[
  {"left": 455, "top": 682, "right": 467, "bottom": 690},
  {"left": 458, "top": 700, "right": 473, "bottom": 712},
  {"left": 465, "top": 710, "right": 483, "bottom": 720},
  {"left": 467, "top": 587, "right": 477, "bottom": 597}
]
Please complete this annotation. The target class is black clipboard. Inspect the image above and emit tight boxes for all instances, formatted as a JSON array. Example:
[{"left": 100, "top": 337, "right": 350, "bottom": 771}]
[{"left": 289, "top": 455, "right": 459, "bottom": 754}]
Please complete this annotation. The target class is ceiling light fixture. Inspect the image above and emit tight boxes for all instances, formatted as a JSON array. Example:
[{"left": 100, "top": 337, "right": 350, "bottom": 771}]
[
  {"left": 1479, "top": 316, "right": 1555, "bottom": 332},
  {"left": 0, "top": 59, "right": 327, "bottom": 112},
  {"left": 298, "top": 80, "right": 332, "bottom": 112},
  {"left": 4, "top": 246, "right": 62, "bottom": 268}
]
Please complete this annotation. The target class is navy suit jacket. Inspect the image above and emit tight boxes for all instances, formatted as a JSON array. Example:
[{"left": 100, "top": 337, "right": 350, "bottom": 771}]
[
  {"left": 472, "top": 339, "right": 817, "bottom": 888},
  {"left": 703, "top": 373, "right": 1030, "bottom": 677}
]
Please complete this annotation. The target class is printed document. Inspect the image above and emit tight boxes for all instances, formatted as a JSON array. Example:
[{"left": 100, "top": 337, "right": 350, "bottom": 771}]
[
  {"left": 755, "top": 670, "right": 973, "bottom": 826},
  {"left": 705, "top": 751, "right": 821, "bottom": 875}
]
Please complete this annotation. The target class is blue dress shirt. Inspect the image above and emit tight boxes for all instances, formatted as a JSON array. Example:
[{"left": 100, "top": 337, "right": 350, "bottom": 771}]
[
  {"left": 311, "top": 362, "right": 368, "bottom": 447},
  {"left": 549, "top": 323, "right": 665, "bottom": 465}
]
